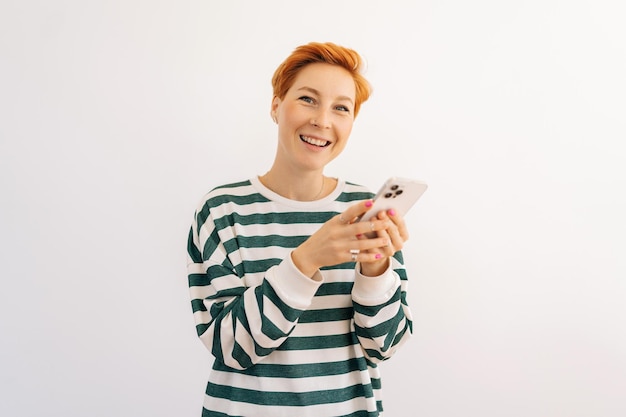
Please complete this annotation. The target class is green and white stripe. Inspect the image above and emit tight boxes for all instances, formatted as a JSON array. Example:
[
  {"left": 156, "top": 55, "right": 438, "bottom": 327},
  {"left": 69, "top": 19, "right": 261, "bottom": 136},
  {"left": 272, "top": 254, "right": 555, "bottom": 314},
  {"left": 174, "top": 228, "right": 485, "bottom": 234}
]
[{"left": 187, "top": 177, "right": 413, "bottom": 416}]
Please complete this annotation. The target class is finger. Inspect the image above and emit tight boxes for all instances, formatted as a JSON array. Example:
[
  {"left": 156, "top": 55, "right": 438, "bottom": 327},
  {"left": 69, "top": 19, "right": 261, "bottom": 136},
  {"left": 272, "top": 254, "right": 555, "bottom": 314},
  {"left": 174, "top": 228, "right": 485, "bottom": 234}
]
[
  {"left": 385, "top": 209, "right": 409, "bottom": 241},
  {"left": 385, "top": 226, "right": 403, "bottom": 254},
  {"left": 375, "top": 228, "right": 396, "bottom": 257},
  {"left": 370, "top": 211, "right": 399, "bottom": 255},
  {"left": 351, "top": 218, "right": 390, "bottom": 237},
  {"left": 375, "top": 210, "right": 404, "bottom": 239},
  {"left": 347, "top": 248, "right": 384, "bottom": 263},
  {"left": 349, "top": 235, "right": 390, "bottom": 253},
  {"left": 337, "top": 199, "right": 374, "bottom": 224}
]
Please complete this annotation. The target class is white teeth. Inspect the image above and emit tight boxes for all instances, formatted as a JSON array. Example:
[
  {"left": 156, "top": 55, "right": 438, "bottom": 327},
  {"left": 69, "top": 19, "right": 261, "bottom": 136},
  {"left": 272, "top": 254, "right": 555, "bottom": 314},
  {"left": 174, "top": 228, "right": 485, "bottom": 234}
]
[{"left": 300, "top": 135, "right": 329, "bottom": 147}]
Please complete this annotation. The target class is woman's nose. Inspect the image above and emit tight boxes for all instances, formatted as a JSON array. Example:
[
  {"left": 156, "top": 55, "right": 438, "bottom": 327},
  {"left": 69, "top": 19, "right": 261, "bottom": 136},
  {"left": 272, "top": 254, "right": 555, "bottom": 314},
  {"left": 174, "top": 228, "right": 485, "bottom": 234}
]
[
  {"left": 311, "top": 116, "right": 330, "bottom": 129},
  {"left": 310, "top": 110, "right": 331, "bottom": 129}
]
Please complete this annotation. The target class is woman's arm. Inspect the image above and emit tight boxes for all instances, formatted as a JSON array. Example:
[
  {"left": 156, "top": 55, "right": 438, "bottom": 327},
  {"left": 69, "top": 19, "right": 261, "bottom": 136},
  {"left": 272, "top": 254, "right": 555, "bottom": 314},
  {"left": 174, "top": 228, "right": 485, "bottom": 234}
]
[
  {"left": 187, "top": 207, "right": 322, "bottom": 370},
  {"left": 351, "top": 251, "right": 413, "bottom": 363}
]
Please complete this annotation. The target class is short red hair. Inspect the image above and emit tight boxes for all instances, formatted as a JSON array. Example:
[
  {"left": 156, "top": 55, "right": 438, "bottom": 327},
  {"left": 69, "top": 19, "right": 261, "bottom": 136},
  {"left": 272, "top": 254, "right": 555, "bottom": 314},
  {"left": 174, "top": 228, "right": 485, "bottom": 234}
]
[{"left": 271, "top": 42, "right": 372, "bottom": 117}]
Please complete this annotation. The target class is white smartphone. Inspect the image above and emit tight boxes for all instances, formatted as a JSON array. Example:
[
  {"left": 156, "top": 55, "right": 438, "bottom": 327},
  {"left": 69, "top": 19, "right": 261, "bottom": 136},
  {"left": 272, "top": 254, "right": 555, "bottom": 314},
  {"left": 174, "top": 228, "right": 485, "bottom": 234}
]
[{"left": 359, "top": 177, "right": 428, "bottom": 223}]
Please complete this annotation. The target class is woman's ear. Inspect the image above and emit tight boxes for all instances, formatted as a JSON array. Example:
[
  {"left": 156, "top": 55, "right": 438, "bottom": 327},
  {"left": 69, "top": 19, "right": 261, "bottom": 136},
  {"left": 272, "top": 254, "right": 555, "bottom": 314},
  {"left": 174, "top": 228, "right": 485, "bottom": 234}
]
[{"left": 270, "top": 96, "right": 281, "bottom": 123}]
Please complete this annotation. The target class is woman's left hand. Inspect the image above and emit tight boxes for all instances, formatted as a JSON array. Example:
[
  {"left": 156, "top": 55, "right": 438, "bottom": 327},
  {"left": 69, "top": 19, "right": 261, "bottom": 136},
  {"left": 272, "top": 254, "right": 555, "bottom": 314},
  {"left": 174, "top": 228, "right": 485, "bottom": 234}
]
[{"left": 359, "top": 208, "right": 409, "bottom": 277}]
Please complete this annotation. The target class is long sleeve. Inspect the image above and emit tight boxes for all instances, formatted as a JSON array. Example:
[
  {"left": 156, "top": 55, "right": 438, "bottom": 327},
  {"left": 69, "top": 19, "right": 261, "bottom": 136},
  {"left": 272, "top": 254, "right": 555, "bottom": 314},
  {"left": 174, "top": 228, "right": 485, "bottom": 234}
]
[
  {"left": 187, "top": 206, "right": 324, "bottom": 370},
  {"left": 351, "top": 251, "right": 413, "bottom": 363}
]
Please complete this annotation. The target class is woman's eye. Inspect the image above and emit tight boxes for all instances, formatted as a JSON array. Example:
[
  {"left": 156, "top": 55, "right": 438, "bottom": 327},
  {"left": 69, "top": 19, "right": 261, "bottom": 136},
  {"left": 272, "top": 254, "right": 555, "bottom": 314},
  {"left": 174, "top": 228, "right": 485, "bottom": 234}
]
[
  {"left": 299, "top": 96, "right": 315, "bottom": 104},
  {"left": 336, "top": 105, "right": 350, "bottom": 112}
]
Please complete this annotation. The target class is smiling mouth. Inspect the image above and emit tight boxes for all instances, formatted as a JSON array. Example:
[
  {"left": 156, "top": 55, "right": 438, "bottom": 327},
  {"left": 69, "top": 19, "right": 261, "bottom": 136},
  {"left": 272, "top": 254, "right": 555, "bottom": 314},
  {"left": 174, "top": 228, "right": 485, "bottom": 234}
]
[{"left": 300, "top": 135, "right": 330, "bottom": 147}]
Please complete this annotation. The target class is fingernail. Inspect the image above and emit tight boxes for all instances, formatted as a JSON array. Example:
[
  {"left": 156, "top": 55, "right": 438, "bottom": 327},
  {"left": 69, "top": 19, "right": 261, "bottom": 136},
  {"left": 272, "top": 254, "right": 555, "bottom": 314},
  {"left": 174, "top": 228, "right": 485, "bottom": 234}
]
[
  {"left": 375, "top": 253, "right": 382, "bottom": 259},
  {"left": 365, "top": 200, "right": 373, "bottom": 207},
  {"left": 388, "top": 209, "right": 396, "bottom": 216}
]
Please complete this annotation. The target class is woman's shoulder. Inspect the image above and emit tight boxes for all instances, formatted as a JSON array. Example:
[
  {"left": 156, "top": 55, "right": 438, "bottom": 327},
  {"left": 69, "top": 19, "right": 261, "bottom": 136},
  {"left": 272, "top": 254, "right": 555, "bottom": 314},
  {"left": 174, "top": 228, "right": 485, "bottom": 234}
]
[
  {"left": 339, "top": 180, "right": 375, "bottom": 201},
  {"left": 209, "top": 179, "right": 254, "bottom": 194},
  {"left": 194, "top": 178, "right": 265, "bottom": 211}
]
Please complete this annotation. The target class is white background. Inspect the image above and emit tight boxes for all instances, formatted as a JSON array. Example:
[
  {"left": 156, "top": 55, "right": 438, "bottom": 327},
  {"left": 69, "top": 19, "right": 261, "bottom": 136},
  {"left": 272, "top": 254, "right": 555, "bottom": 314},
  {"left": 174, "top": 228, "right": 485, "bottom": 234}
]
[{"left": 1, "top": 1, "right": 625, "bottom": 416}]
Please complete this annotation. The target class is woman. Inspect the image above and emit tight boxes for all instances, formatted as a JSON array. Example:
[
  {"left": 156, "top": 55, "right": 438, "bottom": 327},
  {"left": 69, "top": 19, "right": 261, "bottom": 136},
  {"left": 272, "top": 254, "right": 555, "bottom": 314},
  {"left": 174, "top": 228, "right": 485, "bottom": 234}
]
[{"left": 187, "top": 42, "right": 413, "bottom": 417}]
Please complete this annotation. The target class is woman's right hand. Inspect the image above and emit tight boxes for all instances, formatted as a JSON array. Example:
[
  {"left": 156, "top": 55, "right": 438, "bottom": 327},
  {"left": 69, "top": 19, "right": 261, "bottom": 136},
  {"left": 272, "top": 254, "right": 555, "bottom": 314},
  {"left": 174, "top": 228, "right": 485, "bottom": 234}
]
[{"left": 291, "top": 200, "right": 393, "bottom": 278}]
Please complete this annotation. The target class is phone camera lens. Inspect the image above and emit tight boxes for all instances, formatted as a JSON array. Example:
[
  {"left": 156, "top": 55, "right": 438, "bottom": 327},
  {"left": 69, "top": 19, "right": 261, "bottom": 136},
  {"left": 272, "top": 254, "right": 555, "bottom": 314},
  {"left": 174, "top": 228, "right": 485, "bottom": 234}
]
[
  {"left": 391, "top": 185, "right": 399, "bottom": 191},
  {"left": 395, "top": 190, "right": 403, "bottom": 196},
  {"left": 384, "top": 192, "right": 393, "bottom": 198}
]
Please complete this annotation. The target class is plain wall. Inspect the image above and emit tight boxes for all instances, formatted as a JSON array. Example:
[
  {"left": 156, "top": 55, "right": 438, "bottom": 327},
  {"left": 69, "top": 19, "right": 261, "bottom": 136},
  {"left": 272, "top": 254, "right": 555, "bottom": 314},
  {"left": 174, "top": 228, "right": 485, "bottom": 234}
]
[{"left": 1, "top": 1, "right": 625, "bottom": 416}]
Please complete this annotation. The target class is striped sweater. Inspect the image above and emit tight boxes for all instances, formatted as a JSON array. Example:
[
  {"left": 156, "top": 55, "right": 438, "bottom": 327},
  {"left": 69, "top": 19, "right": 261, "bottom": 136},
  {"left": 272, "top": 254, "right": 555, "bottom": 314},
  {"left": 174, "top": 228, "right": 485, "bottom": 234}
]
[{"left": 187, "top": 177, "right": 413, "bottom": 417}]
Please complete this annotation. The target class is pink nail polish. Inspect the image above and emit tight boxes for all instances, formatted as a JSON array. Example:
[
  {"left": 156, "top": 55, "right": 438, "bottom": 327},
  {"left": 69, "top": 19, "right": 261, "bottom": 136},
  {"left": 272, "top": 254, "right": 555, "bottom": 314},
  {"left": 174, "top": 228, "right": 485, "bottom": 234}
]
[
  {"left": 375, "top": 253, "right": 382, "bottom": 259},
  {"left": 388, "top": 209, "right": 396, "bottom": 216},
  {"left": 365, "top": 200, "right": 373, "bottom": 207}
]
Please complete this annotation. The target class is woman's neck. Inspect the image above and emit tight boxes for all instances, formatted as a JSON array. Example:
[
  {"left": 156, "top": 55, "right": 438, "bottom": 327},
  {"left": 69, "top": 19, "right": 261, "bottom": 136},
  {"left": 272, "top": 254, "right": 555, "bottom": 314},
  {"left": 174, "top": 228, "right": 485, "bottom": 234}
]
[{"left": 259, "top": 169, "right": 334, "bottom": 201}]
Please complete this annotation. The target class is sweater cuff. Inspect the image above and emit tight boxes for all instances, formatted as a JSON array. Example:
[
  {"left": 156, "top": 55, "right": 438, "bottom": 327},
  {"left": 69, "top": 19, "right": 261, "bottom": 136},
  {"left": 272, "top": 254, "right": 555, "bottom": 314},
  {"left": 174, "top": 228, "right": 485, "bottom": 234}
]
[
  {"left": 352, "top": 262, "right": 400, "bottom": 305},
  {"left": 265, "top": 253, "right": 324, "bottom": 310}
]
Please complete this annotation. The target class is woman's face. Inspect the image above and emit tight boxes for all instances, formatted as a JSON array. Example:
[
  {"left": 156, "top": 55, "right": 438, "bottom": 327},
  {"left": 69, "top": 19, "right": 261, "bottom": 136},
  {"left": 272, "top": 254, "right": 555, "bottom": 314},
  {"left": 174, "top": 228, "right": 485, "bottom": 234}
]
[{"left": 271, "top": 63, "right": 356, "bottom": 173}]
